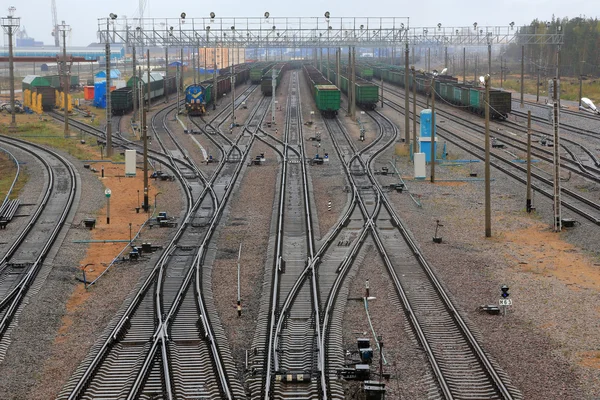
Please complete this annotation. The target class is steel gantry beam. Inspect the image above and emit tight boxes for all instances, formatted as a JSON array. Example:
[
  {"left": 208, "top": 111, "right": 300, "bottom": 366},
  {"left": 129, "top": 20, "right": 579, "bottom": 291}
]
[{"left": 98, "top": 16, "right": 563, "bottom": 49}]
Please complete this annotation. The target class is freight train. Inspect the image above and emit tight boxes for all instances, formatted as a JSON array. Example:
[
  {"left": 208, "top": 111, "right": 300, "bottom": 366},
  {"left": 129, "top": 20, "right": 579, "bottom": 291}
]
[
  {"left": 321, "top": 64, "right": 379, "bottom": 110},
  {"left": 303, "top": 64, "right": 341, "bottom": 118},
  {"left": 372, "top": 65, "right": 512, "bottom": 119},
  {"left": 260, "top": 62, "right": 289, "bottom": 96},
  {"left": 184, "top": 66, "right": 250, "bottom": 116},
  {"left": 111, "top": 73, "right": 177, "bottom": 115}
]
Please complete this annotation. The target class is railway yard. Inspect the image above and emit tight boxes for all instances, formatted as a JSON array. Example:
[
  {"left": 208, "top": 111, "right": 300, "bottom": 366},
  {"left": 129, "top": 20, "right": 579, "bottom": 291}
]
[{"left": 0, "top": 56, "right": 600, "bottom": 400}]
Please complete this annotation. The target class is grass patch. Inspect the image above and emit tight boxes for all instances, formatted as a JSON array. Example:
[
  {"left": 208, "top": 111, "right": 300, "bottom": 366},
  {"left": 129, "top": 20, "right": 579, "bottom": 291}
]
[
  {"left": 502, "top": 74, "right": 600, "bottom": 102},
  {"left": 395, "top": 143, "right": 410, "bottom": 157},
  {"left": 0, "top": 118, "right": 112, "bottom": 161},
  {"left": 0, "top": 154, "right": 29, "bottom": 200}
]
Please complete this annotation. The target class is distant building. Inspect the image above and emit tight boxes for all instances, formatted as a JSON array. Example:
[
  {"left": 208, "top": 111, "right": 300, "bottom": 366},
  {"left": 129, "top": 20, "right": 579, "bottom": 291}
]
[{"left": 0, "top": 45, "right": 125, "bottom": 60}]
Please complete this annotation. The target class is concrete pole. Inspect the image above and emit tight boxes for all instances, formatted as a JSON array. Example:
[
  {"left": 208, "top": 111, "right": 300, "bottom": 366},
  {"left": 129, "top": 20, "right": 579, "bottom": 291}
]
[
  {"left": 336, "top": 48, "right": 340, "bottom": 88},
  {"left": 7, "top": 25, "right": 16, "bottom": 129},
  {"left": 474, "top": 54, "right": 478, "bottom": 83},
  {"left": 463, "top": 48, "right": 466, "bottom": 84},
  {"left": 444, "top": 46, "right": 448, "bottom": 68},
  {"left": 213, "top": 41, "right": 217, "bottom": 110},
  {"left": 430, "top": 77, "right": 435, "bottom": 183},
  {"left": 271, "top": 67, "right": 276, "bottom": 124},
  {"left": 412, "top": 66, "right": 417, "bottom": 158},
  {"left": 488, "top": 43, "right": 492, "bottom": 83},
  {"left": 231, "top": 51, "right": 235, "bottom": 131},
  {"left": 526, "top": 111, "right": 532, "bottom": 213},
  {"left": 351, "top": 46, "right": 356, "bottom": 120},
  {"left": 484, "top": 75, "right": 491, "bottom": 238},
  {"left": 62, "top": 27, "right": 70, "bottom": 137},
  {"left": 180, "top": 48, "right": 184, "bottom": 91},
  {"left": 143, "top": 102, "right": 148, "bottom": 212},
  {"left": 146, "top": 50, "right": 151, "bottom": 110},
  {"left": 132, "top": 45, "right": 137, "bottom": 123},
  {"left": 552, "top": 78, "right": 562, "bottom": 232},
  {"left": 520, "top": 45, "right": 524, "bottom": 108},
  {"left": 500, "top": 55, "right": 503, "bottom": 88},
  {"left": 192, "top": 44, "right": 196, "bottom": 84},
  {"left": 105, "top": 22, "right": 113, "bottom": 157},
  {"left": 165, "top": 46, "right": 169, "bottom": 102},
  {"left": 404, "top": 41, "right": 409, "bottom": 144},
  {"left": 427, "top": 48, "right": 430, "bottom": 72},
  {"left": 536, "top": 66, "right": 540, "bottom": 103},
  {"left": 347, "top": 46, "right": 352, "bottom": 117}
]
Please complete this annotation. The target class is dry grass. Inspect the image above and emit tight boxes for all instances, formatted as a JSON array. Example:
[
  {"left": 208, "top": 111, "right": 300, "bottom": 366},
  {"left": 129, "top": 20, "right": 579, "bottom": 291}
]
[
  {"left": 0, "top": 154, "right": 29, "bottom": 200},
  {"left": 501, "top": 74, "right": 600, "bottom": 102}
]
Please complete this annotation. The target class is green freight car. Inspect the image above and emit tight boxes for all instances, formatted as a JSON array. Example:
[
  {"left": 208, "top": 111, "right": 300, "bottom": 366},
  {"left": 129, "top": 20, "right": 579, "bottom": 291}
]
[
  {"left": 261, "top": 62, "right": 287, "bottom": 96},
  {"left": 303, "top": 64, "right": 340, "bottom": 117},
  {"left": 326, "top": 66, "right": 379, "bottom": 110},
  {"left": 22, "top": 75, "right": 50, "bottom": 92},
  {"left": 250, "top": 62, "right": 274, "bottom": 84},
  {"left": 468, "top": 87, "right": 512, "bottom": 119},
  {"left": 315, "top": 85, "right": 341, "bottom": 115}
]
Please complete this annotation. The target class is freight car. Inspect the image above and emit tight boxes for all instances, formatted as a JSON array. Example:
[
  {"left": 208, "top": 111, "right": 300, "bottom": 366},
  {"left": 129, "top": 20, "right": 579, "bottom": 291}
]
[
  {"left": 373, "top": 65, "right": 511, "bottom": 119},
  {"left": 250, "top": 62, "right": 274, "bottom": 84},
  {"left": 111, "top": 75, "right": 178, "bottom": 115},
  {"left": 324, "top": 64, "right": 379, "bottom": 110},
  {"left": 303, "top": 64, "right": 340, "bottom": 118},
  {"left": 261, "top": 62, "right": 288, "bottom": 96}
]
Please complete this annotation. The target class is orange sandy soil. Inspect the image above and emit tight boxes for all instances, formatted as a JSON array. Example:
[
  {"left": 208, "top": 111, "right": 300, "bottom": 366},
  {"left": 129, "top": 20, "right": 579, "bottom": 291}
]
[
  {"left": 499, "top": 221, "right": 600, "bottom": 370},
  {"left": 56, "top": 163, "right": 160, "bottom": 342}
]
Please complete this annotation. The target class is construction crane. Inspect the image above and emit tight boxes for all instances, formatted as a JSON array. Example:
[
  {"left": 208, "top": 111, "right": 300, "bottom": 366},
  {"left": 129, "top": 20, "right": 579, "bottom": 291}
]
[{"left": 51, "top": 0, "right": 59, "bottom": 47}]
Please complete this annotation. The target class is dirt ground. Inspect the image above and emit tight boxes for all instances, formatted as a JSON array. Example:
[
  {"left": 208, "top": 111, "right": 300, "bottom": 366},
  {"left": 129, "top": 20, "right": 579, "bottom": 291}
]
[{"left": 55, "top": 162, "right": 160, "bottom": 340}]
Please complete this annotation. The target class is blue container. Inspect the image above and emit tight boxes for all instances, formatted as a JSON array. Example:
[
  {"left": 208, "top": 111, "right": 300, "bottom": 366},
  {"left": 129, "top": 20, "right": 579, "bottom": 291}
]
[
  {"left": 419, "top": 109, "right": 437, "bottom": 162},
  {"left": 93, "top": 81, "right": 107, "bottom": 108}
]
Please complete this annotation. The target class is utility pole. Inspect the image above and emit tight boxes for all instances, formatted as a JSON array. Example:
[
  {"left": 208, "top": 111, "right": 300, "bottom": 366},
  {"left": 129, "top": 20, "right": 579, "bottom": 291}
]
[
  {"left": 146, "top": 49, "right": 151, "bottom": 110},
  {"left": 463, "top": 48, "right": 466, "bottom": 84},
  {"left": 164, "top": 45, "right": 169, "bottom": 102},
  {"left": 500, "top": 55, "right": 503, "bottom": 88},
  {"left": 484, "top": 74, "right": 491, "bottom": 237},
  {"left": 412, "top": 66, "right": 417, "bottom": 158},
  {"left": 231, "top": 57, "right": 235, "bottom": 131},
  {"left": 487, "top": 43, "right": 491, "bottom": 83},
  {"left": 520, "top": 45, "right": 524, "bottom": 108},
  {"left": 132, "top": 43, "right": 137, "bottom": 123},
  {"left": 347, "top": 46, "right": 352, "bottom": 117},
  {"left": 336, "top": 48, "right": 340, "bottom": 89},
  {"left": 430, "top": 76, "right": 436, "bottom": 183},
  {"left": 59, "top": 22, "right": 71, "bottom": 137},
  {"left": 526, "top": 111, "right": 532, "bottom": 213},
  {"left": 105, "top": 17, "right": 114, "bottom": 157},
  {"left": 351, "top": 46, "right": 356, "bottom": 119},
  {"left": 1, "top": 9, "right": 20, "bottom": 129},
  {"left": 213, "top": 40, "right": 217, "bottom": 110},
  {"left": 404, "top": 41, "right": 409, "bottom": 144},
  {"left": 536, "top": 65, "right": 540, "bottom": 103},
  {"left": 143, "top": 91, "right": 149, "bottom": 212},
  {"left": 552, "top": 78, "right": 562, "bottom": 232}
]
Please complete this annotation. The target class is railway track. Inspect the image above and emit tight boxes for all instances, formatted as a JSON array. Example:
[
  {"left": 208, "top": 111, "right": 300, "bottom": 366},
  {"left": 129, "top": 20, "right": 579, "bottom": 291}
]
[
  {"left": 378, "top": 83, "right": 600, "bottom": 226},
  {"left": 59, "top": 87, "right": 270, "bottom": 399},
  {"left": 0, "top": 136, "right": 77, "bottom": 362},
  {"left": 322, "top": 108, "right": 521, "bottom": 398}
]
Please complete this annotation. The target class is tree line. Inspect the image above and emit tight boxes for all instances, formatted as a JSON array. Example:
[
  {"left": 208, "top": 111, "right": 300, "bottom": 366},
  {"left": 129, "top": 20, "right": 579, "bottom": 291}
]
[{"left": 505, "top": 16, "right": 600, "bottom": 78}]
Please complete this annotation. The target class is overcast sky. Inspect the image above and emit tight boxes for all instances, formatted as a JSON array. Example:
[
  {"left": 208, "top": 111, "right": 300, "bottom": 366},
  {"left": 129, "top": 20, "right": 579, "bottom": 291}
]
[{"left": 7, "top": 0, "right": 598, "bottom": 47}]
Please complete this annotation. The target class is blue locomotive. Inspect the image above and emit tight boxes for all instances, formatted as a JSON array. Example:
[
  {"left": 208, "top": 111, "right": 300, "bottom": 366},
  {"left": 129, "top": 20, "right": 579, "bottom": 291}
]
[{"left": 185, "top": 84, "right": 209, "bottom": 115}]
